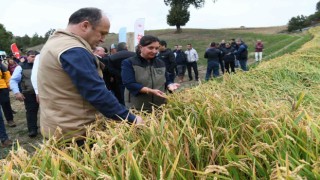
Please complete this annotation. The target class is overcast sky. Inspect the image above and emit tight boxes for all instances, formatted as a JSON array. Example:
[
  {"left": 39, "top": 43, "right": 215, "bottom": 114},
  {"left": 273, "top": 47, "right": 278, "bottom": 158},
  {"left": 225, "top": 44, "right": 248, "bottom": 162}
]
[{"left": 0, "top": 0, "right": 318, "bottom": 37}]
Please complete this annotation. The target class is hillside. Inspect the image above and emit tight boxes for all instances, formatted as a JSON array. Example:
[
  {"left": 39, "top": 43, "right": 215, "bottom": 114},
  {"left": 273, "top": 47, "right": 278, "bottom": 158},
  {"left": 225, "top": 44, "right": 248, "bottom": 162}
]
[
  {"left": 26, "top": 26, "right": 312, "bottom": 69},
  {"left": 28, "top": 26, "right": 309, "bottom": 66}
]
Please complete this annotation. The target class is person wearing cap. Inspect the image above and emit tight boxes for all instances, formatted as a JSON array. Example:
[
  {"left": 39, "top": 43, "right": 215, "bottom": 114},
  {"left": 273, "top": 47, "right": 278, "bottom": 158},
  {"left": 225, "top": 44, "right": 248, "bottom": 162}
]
[
  {"left": 10, "top": 50, "right": 39, "bottom": 137},
  {"left": 38, "top": 8, "right": 143, "bottom": 143},
  {"left": 110, "top": 43, "right": 117, "bottom": 55},
  {"left": 122, "top": 35, "right": 180, "bottom": 112}
]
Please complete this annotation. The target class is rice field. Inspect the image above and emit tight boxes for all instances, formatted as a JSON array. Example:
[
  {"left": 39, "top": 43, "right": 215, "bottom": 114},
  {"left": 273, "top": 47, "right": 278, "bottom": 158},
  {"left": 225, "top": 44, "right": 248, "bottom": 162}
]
[{"left": 1, "top": 27, "right": 320, "bottom": 179}]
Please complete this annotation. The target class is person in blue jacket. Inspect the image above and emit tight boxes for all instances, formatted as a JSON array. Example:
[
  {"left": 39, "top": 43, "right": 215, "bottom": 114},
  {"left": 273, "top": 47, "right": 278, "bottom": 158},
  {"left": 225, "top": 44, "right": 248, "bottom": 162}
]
[{"left": 235, "top": 38, "right": 249, "bottom": 71}]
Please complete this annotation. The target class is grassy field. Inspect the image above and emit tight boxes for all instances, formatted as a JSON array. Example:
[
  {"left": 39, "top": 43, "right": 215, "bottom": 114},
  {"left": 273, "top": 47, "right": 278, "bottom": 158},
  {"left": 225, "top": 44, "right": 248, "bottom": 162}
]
[
  {"left": 104, "top": 27, "right": 311, "bottom": 66},
  {"left": 1, "top": 27, "right": 319, "bottom": 179}
]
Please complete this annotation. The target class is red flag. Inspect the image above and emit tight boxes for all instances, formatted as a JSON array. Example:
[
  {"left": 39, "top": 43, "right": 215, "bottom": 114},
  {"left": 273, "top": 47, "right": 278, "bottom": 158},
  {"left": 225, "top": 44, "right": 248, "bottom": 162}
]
[{"left": 11, "top": 43, "right": 20, "bottom": 59}]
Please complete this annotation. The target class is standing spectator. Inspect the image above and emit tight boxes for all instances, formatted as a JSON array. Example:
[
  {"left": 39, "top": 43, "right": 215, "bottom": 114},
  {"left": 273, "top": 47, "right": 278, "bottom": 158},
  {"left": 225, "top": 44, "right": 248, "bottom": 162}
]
[
  {"left": 0, "top": 105, "right": 12, "bottom": 147},
  {"left": 255, "top": 39, "right": 264, "bottom": 62},
  {"left": 222, "top": 42, "right": 236, "bottom": 73},
  {"left": 98, "top": 48, "right": 117, "bottom": 92},
  {"left": 235, "top": 38, "right": 248, "bottom": 71},
  {"left": 172, "top": 45, "right": 178, "bottom": 53},
  {"left": 108, "top": 42, "right": 135, "bottom": 105},
  {"left": 7, "top": 58, "right": 18, "bottom": 75},
  {"left": 10, "top": 50, "right": 39, "bottom": 137},
  {"left": 93, "top": 46, "right": 106, "bottom": 60},
  {"left": 220, "top": 39, "right": 226, "bottom": 49},
  {"left": 204, "top": 42, "right": 222, "bottom": 80},
  {"left": 185, "top": 44, "right": 199, "bottom": 81},
  {"left": 110, "top": 43, "right": 117, "bottom": 55},
  {"left": 93, "top": 46, "right": 107, "bottom": 78},
  {"left": 31, "top": 54, "right": 40, "bottom": 103},
  {"left": 172, "top": 44, "right": 179, "bottom": 75},
  {"left": 38, "top": 8, "right": 142, "bottom": 142},
  {"left": 0, "top": 60, "right": 16, "bottom": 127},
  {"left": 175, "top": 45, "right": 187, "bottom": 83},
  {"left": 158, "top": 40, "right": 176, "bottom": 83},
  {"left": 218, "top": 41, "right": 225, "bottom": 74},
  {"left": 122, "top": 35, "right": 180, "bottom": 112},
  {"left": 230, "top": 38, "right": 239, "bottom": 68}
]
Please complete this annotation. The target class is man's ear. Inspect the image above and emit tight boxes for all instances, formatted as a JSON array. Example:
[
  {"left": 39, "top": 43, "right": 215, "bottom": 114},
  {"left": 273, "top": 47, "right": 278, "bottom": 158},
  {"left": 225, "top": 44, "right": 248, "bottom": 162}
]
[{"left": 80, "top": 20, "right": 91, "bottom": 32}]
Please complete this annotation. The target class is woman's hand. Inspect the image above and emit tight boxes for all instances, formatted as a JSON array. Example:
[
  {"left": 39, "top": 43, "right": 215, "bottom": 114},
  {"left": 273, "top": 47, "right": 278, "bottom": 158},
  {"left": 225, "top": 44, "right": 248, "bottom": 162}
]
[
  {"left": 167, "top": 83, "right": 180, "bottom": 92},
  {"left": 149, "top": 89, "right": 167, "bottom": 99}
]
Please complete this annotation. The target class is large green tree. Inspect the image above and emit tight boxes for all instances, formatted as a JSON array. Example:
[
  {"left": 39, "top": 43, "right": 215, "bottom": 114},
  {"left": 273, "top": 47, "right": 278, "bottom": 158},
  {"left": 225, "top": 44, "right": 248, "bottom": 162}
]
[
  {"left": 316, "top": 1, "right": 320, "bottom": 11},
  {"left": 164, "top": 0, "right": 214, "bottom": 32},
  {"left": 167, "top": 4, "right": 190, "bottom": 33},
  {"left": 288, "top": 15, "right": 310, "bottom": 32},
  {"left": 0, "top": 24, "right": 13, "bottom": 54}
]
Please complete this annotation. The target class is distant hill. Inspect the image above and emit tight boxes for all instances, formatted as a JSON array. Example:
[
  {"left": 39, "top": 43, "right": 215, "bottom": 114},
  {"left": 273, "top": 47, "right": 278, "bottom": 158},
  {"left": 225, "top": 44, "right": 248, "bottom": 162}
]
[{"left": 27, "top": 25, "right": 311, "bottom": 65}]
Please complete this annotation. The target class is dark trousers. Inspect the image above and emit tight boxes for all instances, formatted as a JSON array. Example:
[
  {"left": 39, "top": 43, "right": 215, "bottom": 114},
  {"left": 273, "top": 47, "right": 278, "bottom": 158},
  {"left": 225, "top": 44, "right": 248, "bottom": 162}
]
[
  {"left": 118, "top": 83, "right": 125, "bottom": 106},
  {"left": 225, "top": 60, "right": 235, "bottom": 73},
  {"left": 0, "top": 105, "right": 8, "bottom": 141},
  {"left": 239, "top": 59, "right": 248, "bottom": 71},
  {"left": 186, "top": 61, "right": 199, "bottom": 80},
  {"left": 165, "top": 71, "right": 175, "bottom": 83},
  {"left": 205, "top": 61, "right": 220, "bottom": 80},
  {"left": 219, "top": 60, "right": 225, "bottom": 74},
  {"left": 23, "top": 93, "right": 39, "bottom": 132},
  {"left": 0, "top": 88, "right": 13, "bottom": 122}
]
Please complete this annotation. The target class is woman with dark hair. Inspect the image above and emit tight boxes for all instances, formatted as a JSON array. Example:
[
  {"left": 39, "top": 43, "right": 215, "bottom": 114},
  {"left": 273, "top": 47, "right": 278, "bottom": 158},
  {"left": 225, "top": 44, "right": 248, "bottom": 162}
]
[{"left": 121, "top": 35, "right": 179, "bottom": 111}]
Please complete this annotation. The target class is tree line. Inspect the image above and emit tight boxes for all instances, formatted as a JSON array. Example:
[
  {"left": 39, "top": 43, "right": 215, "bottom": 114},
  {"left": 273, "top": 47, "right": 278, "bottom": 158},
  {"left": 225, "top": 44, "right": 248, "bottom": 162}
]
[
  {"left": 287, "top": 1, "right": 320, "bottom": 32},
  {"left": 0, "top": 24, "right": 55, "bottom": 55}
]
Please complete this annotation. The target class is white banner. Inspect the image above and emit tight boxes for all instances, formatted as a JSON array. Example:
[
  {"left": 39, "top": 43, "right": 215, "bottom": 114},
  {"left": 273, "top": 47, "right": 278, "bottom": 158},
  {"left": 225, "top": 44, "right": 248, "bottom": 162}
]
[{"left": 134, "top": 18, "right": 145, "bottom": 47}]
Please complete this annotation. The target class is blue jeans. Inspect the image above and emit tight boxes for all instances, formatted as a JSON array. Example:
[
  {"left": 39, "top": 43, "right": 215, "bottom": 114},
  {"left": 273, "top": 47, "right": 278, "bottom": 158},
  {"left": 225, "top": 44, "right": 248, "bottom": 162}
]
[
  {"left": 205, "top": 61, "right": 220, "bottom": 80},
  {"left": 0, "top": 105, "right": 9, "bottom": 142},
  {"left": 239, "top": 60, "right": 248, "bottom": 71}
]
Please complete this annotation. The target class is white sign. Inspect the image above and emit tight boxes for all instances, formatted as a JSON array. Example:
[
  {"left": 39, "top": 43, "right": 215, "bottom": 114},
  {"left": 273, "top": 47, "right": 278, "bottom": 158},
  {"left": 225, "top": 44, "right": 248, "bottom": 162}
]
[{"left": 134, "top": 18, "right": 145, "bottom": 47}]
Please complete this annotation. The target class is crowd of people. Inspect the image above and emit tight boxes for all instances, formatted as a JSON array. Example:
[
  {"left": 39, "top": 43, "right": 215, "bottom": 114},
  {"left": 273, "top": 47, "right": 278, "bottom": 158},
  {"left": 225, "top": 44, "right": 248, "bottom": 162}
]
[{"left": 0, "top": 7, "right": 264, "bottom": 148}]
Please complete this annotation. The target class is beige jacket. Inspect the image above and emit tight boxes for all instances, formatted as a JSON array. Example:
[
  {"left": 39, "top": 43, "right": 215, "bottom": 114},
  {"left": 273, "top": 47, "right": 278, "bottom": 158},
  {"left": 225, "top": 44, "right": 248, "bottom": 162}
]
[{"left": 38, "top": 30, "right": 102, "bottom": 140}]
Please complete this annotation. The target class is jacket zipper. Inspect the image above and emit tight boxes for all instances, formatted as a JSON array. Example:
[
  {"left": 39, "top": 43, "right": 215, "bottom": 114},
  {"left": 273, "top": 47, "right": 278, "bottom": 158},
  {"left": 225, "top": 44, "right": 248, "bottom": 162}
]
[{"left": 149, "top": 63, "right": 154, "bottom": 103}]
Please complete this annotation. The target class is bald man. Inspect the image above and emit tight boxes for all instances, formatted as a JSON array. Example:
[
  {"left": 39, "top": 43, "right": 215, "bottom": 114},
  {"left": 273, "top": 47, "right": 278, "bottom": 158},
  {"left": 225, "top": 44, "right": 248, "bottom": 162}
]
[{"left": 38, "top": 8, "right": 142, "bottom": 143}]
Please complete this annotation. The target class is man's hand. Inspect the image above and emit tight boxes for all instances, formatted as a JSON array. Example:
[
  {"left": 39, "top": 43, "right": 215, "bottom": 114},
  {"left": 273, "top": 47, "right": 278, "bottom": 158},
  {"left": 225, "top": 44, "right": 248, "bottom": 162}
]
[
  {"left": 15, "top": 93, "right": 25, "bottom": 101},
  {"left": 167, "top": 83, "right": 180, "bottom": 92},
  {"left": 135, "top": 115, "right": 144, "bottom": 124}
]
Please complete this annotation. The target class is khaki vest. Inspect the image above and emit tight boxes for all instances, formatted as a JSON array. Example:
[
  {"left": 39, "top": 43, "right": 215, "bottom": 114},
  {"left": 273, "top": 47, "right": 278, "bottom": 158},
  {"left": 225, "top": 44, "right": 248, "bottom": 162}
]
[
  {"left": 38, "top": 30, "right": 102, "bottom": 140},
  {"left": 124, "top": 56, "right": 166, "bottom": 111}
]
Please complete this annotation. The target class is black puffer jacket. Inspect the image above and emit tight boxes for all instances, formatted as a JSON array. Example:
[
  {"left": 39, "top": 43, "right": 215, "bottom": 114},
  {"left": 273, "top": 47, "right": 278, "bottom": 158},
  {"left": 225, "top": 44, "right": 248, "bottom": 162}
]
[
  {"left": 158, "top": 49, "right": 176, "bottom": 73},
  {"left": 222, "top": 47, "right": 236, "bottom": 62}
]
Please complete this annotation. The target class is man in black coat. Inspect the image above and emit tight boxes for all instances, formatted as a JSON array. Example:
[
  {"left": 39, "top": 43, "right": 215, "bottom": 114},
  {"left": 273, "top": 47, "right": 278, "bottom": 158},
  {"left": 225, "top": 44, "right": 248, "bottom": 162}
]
[
  {"left": 158, "top": 40, "right": 176, "bottom": 83},
  {"left": 108, "top": 42, "right": 135, "bottom": 105}
]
